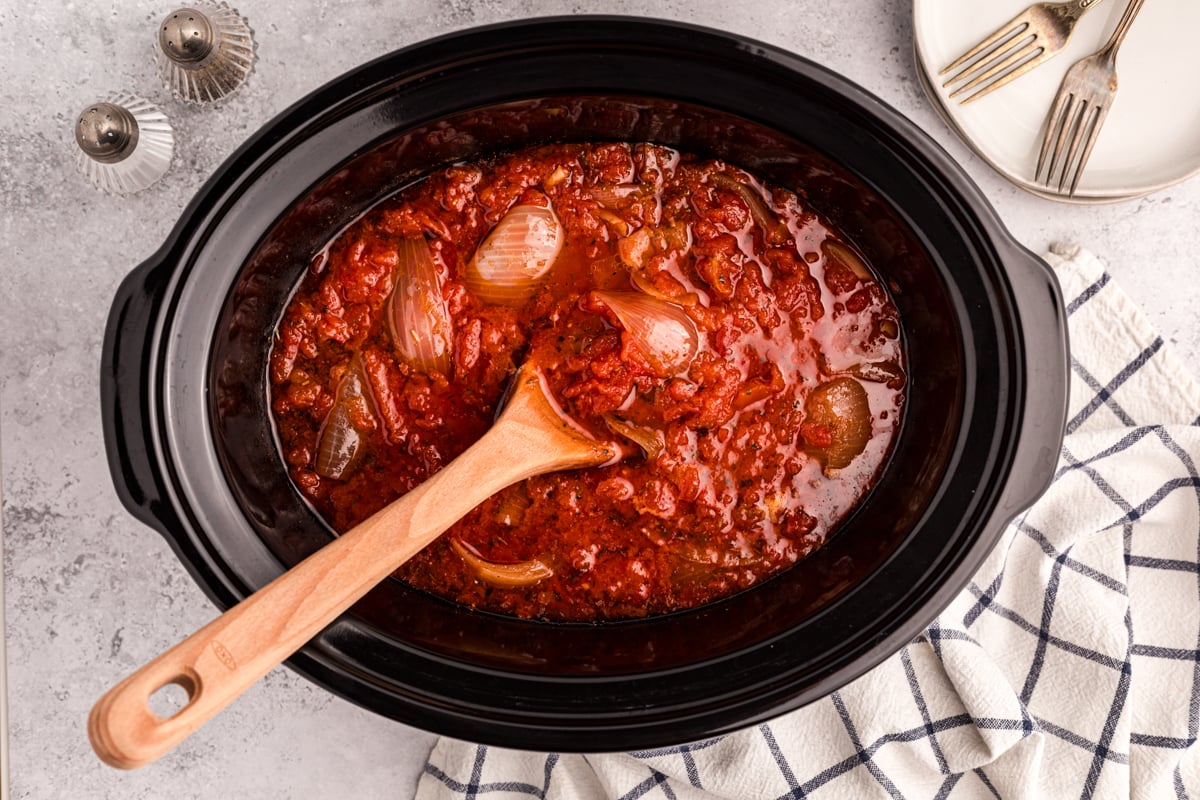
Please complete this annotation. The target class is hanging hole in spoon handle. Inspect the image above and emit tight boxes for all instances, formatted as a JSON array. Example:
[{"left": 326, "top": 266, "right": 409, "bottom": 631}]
[
  {"left": 147, "top": 677, "right": 195, "bottom": 718},
  {"left": 88, "top": 363, "right": 617, "bottom": 769},
  {"left": 88, "top": 655, "right": 208, "bottom": 769}
]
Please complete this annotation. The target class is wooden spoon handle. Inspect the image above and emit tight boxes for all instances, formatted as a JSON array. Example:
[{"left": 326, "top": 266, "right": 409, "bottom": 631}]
[{"left": 88, "top": 390, "right": 611, "bottom": 770}]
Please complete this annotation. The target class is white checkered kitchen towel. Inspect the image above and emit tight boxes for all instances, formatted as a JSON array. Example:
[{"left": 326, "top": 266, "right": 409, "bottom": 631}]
[{"left": 416, "top": 245, "right": 1200, "bottom": 800}]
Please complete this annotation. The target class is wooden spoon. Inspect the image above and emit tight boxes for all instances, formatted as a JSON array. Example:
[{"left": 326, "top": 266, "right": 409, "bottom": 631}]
[{"left": 89, "top": 362, "right": 617, "bottom": 769}]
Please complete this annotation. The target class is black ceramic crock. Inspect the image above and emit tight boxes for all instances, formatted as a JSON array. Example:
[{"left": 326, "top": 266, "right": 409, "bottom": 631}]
[{"left": 101, "top": 17, "right": 1068, "bottom": 751}]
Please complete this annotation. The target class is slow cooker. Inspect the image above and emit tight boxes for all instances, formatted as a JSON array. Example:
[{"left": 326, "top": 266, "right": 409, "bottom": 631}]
[{"left": 101, "top": 17, "right": 1068, "bottom": 751}]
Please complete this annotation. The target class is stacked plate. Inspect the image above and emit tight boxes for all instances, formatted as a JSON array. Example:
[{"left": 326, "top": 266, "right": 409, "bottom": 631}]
[{"left": 913, "top": 0, "right": 1200, "bottom": 203}]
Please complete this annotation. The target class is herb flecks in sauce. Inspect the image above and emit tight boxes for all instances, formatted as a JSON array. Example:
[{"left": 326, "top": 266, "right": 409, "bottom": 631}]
[{"left": 270, "top": 142, "right": 905, "bottom": 621}]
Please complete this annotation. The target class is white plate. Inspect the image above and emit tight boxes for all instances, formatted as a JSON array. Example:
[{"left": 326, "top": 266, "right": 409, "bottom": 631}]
[{"left": 913, "top": 0, "right": 1200, "bottom": 202}]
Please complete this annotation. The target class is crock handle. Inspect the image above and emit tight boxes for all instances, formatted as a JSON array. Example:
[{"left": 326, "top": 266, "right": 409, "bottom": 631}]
[
  {"left": 101, "top": 254, "right": 180, "bottom": 534},
  {"left": 998, "top": 242, "right": 1070, "bottom": 517}
]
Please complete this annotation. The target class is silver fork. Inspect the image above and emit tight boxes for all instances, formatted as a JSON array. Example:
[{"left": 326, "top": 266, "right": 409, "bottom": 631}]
[
  {"left": 1035, "top": 0, "right": 1148, "bottom": 196},
  {"left": 940, "top": 0, "right": 1107, "bottom": 104}
]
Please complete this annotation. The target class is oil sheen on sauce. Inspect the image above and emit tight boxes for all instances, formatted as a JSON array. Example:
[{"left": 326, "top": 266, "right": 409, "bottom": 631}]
[{"left": 269, "top": 142, "right": 905, "bottom": 622}]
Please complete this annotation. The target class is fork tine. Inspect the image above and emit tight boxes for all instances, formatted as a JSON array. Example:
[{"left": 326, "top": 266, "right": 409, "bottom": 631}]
[
  {"left": 1045, "top": 94, "right": 1080, "bottom": 183},
  {"left": 1036, "top": 89, "right": 1072, "bottom": 182},
  {"left": 1067, "top": 105, "right": 1108, "bottom": 196},
  {"left": 945, "top": 34, "right": 1034, "bottom": 94},
  {"left": 1057, "top": 100, "right": 1096, "bottom": 194},
  {"left": 940, "top": 18, "right": 1030, "bottom": 79},
  {"left": 947, "top": 38, "right": 1041, "bottom": 101},
  {"left": 959, "top": 46, "right": 1055, "bottom": 105}
]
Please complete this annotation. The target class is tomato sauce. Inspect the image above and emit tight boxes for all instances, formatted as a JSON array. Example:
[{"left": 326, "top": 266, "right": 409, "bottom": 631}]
[{"left": 269, "top": 142, "right": 905, "bottom": 621}]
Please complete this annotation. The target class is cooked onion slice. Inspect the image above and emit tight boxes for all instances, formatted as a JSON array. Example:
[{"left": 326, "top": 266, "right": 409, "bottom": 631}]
[
  {"left": 603, "top": 412, "right": 665, "bottom": 460},
  {"left": 387, "top": 237, "right": 453, "bottom": 374},
  {"left": 451, "top": 539, "right": 553, "bottom": 588},
  {"left": 629, "top": 270, "right": 700, "bottom": 306},
  {"left": 492, "top": 486, "right": 531, "bottom": 527},
  {"left": 590, "top": 183, "right": 639, "bottom": 208},
  {"left": 849, "top": 360, "right": 906, "bottom": 387},
  {"left": 593, "top": 290, "right": 700, "bottom": 377},
  {"left": 802, "top": 377, "right": 872, "bottom": 471},
  {"left": 597, "top": 209, "right": 631, "bottom": 236},
  {"left": 315, "top": 356, "right": 378, "bottom": 480},
  {"left": 617, "top": 227, "right": 652, "bottom": 269},
  {"left": 824, "top": 240, "right": 873, "bottom": 281},
  {"left": 710, "top": 173, "right": 788, "bottom": 245},
  {"left": 616, "top": 223, "right": 690, "bottom": 271},
  {"left": 467, "top": 194, "right": 563, "bottom": 305}
]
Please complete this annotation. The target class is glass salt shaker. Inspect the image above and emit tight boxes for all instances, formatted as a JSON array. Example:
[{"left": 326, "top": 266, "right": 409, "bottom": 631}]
[
  {"left": 156, "top": 3, "right": 256, "bottom": 104},
  {"left": 74, "top": 94, "right": 175, "bottom": 195}
]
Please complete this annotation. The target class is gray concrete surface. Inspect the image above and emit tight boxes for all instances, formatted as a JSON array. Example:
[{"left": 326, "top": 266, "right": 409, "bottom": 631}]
[{"left": 3, "top": 1, "right": 1199, "bottom": 798}]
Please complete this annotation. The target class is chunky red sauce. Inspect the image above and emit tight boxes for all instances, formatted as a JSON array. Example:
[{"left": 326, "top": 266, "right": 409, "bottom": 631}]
[{"left": 270, "top": 142, "right": 905, "bottom": 621}]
